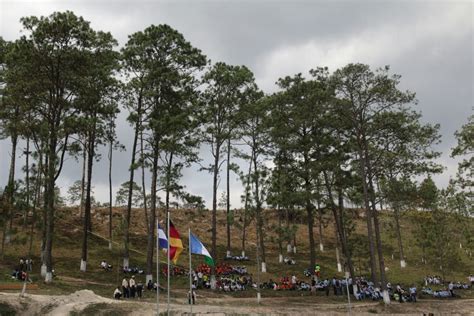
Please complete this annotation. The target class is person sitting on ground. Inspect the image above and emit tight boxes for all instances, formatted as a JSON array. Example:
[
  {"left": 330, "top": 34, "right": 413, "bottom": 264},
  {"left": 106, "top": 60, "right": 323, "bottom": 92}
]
[
  {"left": 100, "top": 260, "right": 112, "bottom": 271},
  {"left": 409, "top": 285, "right": 417, "bottom": 302},
  {"left": 147, "top": 279, "right": 153, "bottom": 291},
  {"left": 396, "top": 284, "right": 404, "bottom": 303},
  {"left": 114, "top": 286, "right": 122, "bottom": 299}
]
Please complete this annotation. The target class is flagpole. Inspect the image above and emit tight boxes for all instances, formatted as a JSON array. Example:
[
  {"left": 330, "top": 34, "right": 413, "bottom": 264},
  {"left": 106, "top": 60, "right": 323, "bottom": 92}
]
[
  {"left": 167, "top": 210, "right": 170, "bottom": 316},
  {"left": 188, "top": 228, "right": 193, "bottom": 315},
  {"left": 156, "top": 219, "right": 159, "bottom": 316}
]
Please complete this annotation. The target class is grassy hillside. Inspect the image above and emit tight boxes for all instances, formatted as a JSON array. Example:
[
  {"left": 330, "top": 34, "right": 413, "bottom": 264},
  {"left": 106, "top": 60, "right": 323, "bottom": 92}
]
[{"left": 0, "top": 206, "right": 473, "bottom": 300}]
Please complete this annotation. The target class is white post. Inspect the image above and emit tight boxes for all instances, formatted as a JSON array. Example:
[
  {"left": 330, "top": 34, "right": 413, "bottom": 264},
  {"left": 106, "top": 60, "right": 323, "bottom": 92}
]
[
  {"left": 345, "top": 272, "right": 351, "bottom": 315},
  {"left": 167, "top": 211, "right": 170, "bottom": 315},
  {"left": 400, "top": 259, "right": 406, "bottom": 268},
  {"left": 80, "top": 259, "right": 87, "bottom": 272},
  {"left": 40, "top": 263, "right": 47, "bottom": 277},
  {"left": 319, "top": 243, "right": 324, "bottom": 252},
  {"left": 189, "top": 228, "right": 193, "bottom": 315},
  {"left": 279, "top": 254, "right": 283, "bottom": 263}
]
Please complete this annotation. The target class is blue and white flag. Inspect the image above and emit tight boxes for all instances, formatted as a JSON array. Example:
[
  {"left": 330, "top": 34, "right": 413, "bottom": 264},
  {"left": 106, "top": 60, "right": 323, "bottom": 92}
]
[
  {"left": 190, "top": 232, "right": 214, "bottom": 266},
  {"left": 157, "top": 224, "right": 168, "bottom": 249}
]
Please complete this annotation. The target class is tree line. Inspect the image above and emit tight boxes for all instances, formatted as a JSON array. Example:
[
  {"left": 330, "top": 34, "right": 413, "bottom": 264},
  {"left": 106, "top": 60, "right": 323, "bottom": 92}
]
[{"left": 0, "top": 12, "right": 471, "bottom": 293}]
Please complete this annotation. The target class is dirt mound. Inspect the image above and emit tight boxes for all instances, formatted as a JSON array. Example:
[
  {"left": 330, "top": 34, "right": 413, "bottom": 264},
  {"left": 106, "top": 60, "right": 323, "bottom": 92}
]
[{"left": 0, "top": 289, "right": 118, "bottom": 315}]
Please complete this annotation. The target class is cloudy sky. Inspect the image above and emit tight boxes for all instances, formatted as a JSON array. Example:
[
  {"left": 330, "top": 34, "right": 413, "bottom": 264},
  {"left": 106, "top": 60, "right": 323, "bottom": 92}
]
[{"left": 0, "top": 0, "right": 472, "bottom": 208}]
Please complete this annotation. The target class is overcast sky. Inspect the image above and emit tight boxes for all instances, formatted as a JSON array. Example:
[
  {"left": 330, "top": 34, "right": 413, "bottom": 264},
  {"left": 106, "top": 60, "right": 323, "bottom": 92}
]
[{"left": 0, "top": 0, "right": 472, "bottom": 208}]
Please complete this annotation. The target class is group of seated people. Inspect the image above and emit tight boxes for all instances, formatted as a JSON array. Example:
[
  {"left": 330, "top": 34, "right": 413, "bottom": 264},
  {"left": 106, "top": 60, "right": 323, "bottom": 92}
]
[
  {"left": 224, "top": 254, "right": 249, "bottom": 261},
  {"left": 422, "top": 287, "right": 453, "bottom": 298},
  {"left": 122, "top": 266, "right": 144, "bottom": 275},
  {"left": 421, "top": 279, "right": 470, "bottom": 299},
  {"left": 161, "top": 266, "right": 186, "bottom": 276},
  {"left": 216, "top": 263, "right": 247, "bottom": 275},
  {"left": 283, "top": 257, "right": 296, "bottom": 265},
  {"left": 191, "top": 265, "right": 252, "bottom": 291},
  {"left": 100, "top": 260, "right": 113, "bottom": 271},
  {"left": 11, "top": 257, "right": 34, "bottom": 282},
  {"left": 259, "top": 276, "right": 311, "bottom": 291},
  {"left": 424, "top": 275, "right": 443, "bottom": 285},
  {"left": 215, "top": 275, "right": 252, "bottom": 291},
  {"left": 11, "top": 269, "right": 30, "bottom": 282}
]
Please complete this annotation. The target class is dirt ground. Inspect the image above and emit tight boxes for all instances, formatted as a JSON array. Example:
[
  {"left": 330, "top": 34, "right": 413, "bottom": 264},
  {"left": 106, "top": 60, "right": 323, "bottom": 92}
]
[{"left": 1, "top": 290, "right": 474, "bottom": 315}]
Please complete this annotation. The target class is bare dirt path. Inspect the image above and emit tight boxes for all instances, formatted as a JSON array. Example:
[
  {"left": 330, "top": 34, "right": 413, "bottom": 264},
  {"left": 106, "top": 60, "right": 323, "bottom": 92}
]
[{"left": 1, "top": 290, "right": 474, "bottom": 315}]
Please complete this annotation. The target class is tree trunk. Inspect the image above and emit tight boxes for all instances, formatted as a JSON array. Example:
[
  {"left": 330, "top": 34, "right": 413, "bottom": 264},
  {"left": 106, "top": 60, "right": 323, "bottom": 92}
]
[
  {"left": 79, "top": 141, "right": 87, "bottom": 221},
  {"left": 363, "top": 139, "right": 388, "bottom": 302},
  {"left": 124, "top": 111, "right": 140, "bottom": 268},
  {"left": 23, "top": 137, "right": 30, "bottom": 228},
  {"left": 140, "top": 130, "right": 149, "bottom": 234},
  {"left": 278, "top": 207, "right": 283, "bottom": 263},
  {"left": 322, "top": 171, "right": 355, "bottom": 279},
  {"left": 81, "top": 122, "right": 96, "bottom": 272},
  {"left": 108, "top": 139, "right": 113, "bottom": 250},
  {"left": 356, "top": 144, "right": 378, "bottom": 284},
  {"left": 146, "top": 145, "right": 158, "bottom": 279},
  {"left": 338, "top": 189, "right": 355, "bottom": 278},
  {"left": 393, "top": 205, "right": 406, "bottom": 268},
  {"left": 317, "top": 202, "right": 324, "bottom": 252},
  {"left": 211, "top": 143, "right": 220, "bottom": 282},
  {"left": 28, "top": 150, "right": 43, "bottom": 257},
  {"left": 253, "top": 151, "right": 266, "bottom": 272},
  {"left": 241, "top": 155, "right": 252, "bottom": 257},
  {"left": 226, "top": 138, "right": 231, "bottom": 257},
  {"left": 303, "top": 151, "right": 315, "bottom": 270},
  {"left": 44, "top": 134, "right": 58, "bottom": 283},
  {"left": 1, "top": 133, "right": 18, "bottom": 254}
]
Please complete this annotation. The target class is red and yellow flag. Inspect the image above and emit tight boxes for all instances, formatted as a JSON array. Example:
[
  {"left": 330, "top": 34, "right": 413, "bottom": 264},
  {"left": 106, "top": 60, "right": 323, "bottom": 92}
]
[{"left": 169, "top": 221, "right": 183, "bottom": 264}]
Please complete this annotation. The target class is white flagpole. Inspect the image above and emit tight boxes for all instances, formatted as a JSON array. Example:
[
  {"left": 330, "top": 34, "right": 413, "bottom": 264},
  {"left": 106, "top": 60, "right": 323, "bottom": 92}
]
[
  {"left": 188, "top": 228, "right": 193, "bottom": 314},
  {"left": 156, "top": 219, "right": 159, "bottom": 316},
  {"left": 167, "top": 211, "right": 170, "bottom": 315}
]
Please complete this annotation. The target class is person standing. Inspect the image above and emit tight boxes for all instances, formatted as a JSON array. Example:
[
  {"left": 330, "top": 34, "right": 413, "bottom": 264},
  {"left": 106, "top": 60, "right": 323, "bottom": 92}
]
[
  {"left": 136, "top": 281, "right": 143, "bottom": 299},
  {"left": 188, "top": 289, "right": 196, "bottom": 305},
  {"left": 129, "top": 275, "right": 136, "bottom": 298},
  {"left": 396, "top": 284, "right": 404, "bottom": 303},
  {"left": 122, "top": 277, "right": 129, "bottom": 298},
  {"left": 448, "top": 281, "right": 454, "bottom": 297}
]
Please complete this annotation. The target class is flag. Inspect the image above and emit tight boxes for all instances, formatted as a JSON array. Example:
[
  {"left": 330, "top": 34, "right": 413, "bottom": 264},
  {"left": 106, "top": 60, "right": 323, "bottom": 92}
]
[
  {"left": 190, "top": 232, "right": 214, "bottom": 266},
  {"left": 157, "top": 224, "right": 168, "bottom": 249},
  {"left": 169, "top": 221, "right": 183, "bottom": 264}
]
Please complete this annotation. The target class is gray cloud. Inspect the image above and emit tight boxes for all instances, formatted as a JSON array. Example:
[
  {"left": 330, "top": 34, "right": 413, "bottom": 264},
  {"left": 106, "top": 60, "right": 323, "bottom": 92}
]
[{"left": 1, "top": 0, "right": 472, "bottom": 206}]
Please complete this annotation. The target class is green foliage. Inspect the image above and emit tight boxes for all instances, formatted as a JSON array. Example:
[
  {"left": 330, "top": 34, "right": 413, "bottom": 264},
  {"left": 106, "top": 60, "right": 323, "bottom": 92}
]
[
  {"left": 115, "top": 181, "right": 142, "bottom": 207},
  {"left": 417, "top": 177, "right": 439, "bottom": 210}
]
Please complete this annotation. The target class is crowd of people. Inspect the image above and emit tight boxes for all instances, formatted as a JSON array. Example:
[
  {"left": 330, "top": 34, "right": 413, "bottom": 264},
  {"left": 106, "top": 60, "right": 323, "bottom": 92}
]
[
  {"left": 421, "top": 280, "right": 471, "bottom": 299},
  {"left": 122, "top": 266, "right": 145, "bottom": 275},
  {"left": 110, "top": 259, "right": 473, "bottom": 303},
  {"left": 114, "top": 275, "right": 144, "bottom": 299},
  {"left": 224, "top": 254, "right": 249, "bottom": 261},
  {"left": 424, "top": 275, "right": 443, "bottom": 285},
  {"left": 10, "top": 257, "right": 33, "bottom": 282}
]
